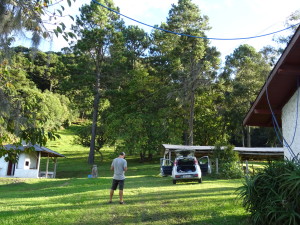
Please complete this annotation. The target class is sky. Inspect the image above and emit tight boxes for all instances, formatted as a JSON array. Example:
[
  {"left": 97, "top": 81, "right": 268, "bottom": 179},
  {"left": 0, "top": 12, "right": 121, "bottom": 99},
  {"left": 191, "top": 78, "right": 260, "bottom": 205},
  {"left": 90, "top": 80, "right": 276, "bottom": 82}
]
[{"left": 16, "top": 0, "right": 300, "bottom": 63}]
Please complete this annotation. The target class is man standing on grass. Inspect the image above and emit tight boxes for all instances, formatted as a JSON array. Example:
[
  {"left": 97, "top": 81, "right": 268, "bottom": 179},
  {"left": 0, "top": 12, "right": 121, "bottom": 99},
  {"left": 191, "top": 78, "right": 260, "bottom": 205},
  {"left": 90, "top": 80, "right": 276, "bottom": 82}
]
[{"left": 109, "top": 152, "right": 127, "bottom": 204}]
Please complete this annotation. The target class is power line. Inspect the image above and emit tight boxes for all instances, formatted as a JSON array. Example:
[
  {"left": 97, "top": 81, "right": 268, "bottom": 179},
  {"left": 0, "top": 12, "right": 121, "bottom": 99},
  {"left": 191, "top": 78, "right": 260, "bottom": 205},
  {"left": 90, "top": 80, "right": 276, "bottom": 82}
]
[
  {"left": 91, "top": 0, "right": 300, "bottom": 41},
  {"left": 265, "top": 83, "right": 298, "bottom": 161}
]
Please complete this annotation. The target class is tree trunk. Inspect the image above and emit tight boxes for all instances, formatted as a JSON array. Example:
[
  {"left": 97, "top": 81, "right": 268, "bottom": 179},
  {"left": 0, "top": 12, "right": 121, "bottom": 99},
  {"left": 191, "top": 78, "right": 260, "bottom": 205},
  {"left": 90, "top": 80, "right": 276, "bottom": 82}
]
[
  {"left": 247, "top": 126, "right": 251, "bottom": 147},
  {"left": 188, "top": 89, "right": 195, "bottom": 146},
  {"left": 49, "top": 81, "right": 53, "bottom": 92},
  {"left": 242, "top": 128, "right": 245, "bottom": 147},
  {"left": 88, "top": 69, "right": 101, "bottom": 165},
  {"left": 140, "top": 152, "right": 145, "bottom": 162}
]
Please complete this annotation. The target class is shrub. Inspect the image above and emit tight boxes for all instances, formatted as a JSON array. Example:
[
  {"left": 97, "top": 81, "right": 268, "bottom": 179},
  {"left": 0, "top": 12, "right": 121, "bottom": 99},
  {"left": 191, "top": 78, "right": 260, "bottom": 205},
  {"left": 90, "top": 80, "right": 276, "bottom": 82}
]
[
  {"left": 238, "top": 160, "right": 300, "bottom": 225},
  {"left": 211, "top": 144, "right": 243, "bottom": 179}
]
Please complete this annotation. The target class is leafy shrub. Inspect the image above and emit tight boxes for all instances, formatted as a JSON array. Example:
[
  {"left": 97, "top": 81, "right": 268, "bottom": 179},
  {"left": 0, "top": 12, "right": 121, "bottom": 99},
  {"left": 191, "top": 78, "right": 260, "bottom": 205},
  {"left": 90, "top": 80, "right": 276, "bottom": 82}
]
[
  {"left": 211, "top": 144, "right": 243, "bottom": 179},
  {"left": 73, "top": 123, "right": 106, "bottom": 150},
  {"left": 238, "top": 160, "right": 300, "bottom": 225}
]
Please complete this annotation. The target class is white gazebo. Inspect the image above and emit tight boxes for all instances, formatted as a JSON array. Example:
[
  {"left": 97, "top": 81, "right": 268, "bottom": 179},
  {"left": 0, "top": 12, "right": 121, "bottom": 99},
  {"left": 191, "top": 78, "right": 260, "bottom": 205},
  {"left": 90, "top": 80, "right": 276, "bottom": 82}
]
[
  {"left": 0, "top": 144, "right": 64, "bottom": 178},
  {"left": 162, "top": 144, "right": 284, "bottom": 161}
]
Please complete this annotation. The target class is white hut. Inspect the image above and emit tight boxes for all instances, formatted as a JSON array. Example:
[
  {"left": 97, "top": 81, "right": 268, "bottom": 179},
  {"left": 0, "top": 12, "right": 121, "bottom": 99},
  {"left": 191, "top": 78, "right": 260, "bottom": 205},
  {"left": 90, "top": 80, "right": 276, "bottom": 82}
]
[{"left": 0, "top": 144, "right": 64, "bottom": 178}]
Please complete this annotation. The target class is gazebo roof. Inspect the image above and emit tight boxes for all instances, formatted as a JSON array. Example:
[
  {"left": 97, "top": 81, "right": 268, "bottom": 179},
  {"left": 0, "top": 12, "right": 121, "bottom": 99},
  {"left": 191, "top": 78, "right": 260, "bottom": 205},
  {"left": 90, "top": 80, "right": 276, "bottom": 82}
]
[
  {"left": 162, "top": 144, "right": 284, "bottom": 160},
  {"left": 4, "top": 144, "right": 65, "bottom": 158},
  {"left": 243, "top": 25, "right": 300, "bottom": 127}
]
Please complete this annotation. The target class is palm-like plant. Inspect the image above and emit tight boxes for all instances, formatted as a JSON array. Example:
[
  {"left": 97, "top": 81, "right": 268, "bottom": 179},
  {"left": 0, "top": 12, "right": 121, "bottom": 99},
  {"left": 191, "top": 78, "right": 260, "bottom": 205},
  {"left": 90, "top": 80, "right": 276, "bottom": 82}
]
[{"left": 238, "top": 160, "right": 300, "bottom": 225}]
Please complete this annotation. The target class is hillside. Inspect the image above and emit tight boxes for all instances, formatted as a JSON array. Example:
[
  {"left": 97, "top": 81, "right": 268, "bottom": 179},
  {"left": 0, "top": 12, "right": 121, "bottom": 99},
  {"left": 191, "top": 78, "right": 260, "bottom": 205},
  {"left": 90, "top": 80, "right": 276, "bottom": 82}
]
[{"left": 0, "top": 126, "right": 249, "bottom": 225}]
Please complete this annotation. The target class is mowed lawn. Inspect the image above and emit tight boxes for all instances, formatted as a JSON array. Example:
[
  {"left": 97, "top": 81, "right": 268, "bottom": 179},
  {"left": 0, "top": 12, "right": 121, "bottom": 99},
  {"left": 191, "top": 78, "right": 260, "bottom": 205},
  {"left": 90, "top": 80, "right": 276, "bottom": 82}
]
[{"left": 0, "top": 126, "right": 249, "bottom": 225}]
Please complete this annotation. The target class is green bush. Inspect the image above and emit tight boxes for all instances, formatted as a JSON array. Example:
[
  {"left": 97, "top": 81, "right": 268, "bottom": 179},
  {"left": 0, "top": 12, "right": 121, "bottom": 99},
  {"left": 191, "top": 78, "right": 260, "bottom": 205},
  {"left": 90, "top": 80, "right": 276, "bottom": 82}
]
[
  {"left": 238, "top": 160, "right": 300, "bottom": 225},
  {"left": 212, "top": 144, "right": 243, "bottom": 179}
]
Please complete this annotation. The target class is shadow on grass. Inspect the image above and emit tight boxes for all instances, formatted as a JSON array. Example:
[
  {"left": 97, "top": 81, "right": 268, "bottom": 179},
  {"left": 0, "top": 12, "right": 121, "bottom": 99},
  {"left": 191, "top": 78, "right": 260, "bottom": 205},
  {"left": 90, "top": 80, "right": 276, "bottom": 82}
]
[{"left": 0, "top": 175, "right": 247, "bottom": 225}]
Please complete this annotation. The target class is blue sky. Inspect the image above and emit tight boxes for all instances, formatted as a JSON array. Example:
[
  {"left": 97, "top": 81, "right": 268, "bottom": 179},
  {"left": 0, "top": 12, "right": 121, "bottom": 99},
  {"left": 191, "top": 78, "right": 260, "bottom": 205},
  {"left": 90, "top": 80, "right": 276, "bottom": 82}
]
[{"left": 16, "top": 0, "right": 300, "bottom": 62}]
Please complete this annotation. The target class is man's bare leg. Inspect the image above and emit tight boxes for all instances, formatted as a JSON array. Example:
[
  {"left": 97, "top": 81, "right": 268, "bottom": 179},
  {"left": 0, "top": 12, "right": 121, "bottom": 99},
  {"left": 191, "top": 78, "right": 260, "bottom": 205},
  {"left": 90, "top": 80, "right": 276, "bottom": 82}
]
[
  {"left": 119, "top": 190, "right": 123, "bottom": 203},
  {"left": 109, "top": 189, "right": 114, "bottom": 202}
]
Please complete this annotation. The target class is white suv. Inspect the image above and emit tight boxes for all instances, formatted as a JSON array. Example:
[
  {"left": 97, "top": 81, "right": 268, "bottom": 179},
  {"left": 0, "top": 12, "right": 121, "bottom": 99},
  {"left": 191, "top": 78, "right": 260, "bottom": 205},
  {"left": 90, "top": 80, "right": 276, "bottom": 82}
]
[{"left": 171, "top": 150, "right": 202, "bottom": 184}]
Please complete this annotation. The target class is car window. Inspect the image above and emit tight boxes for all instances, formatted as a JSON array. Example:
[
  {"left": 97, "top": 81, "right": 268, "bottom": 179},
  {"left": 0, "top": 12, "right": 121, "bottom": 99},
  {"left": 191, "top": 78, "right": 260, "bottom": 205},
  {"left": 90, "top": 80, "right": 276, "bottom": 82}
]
[
  {"left": 175, "top": 150, "right": 195, "bottom": 157},
  {"left": 199, "top": 156, "right": 209, "bottom": 165}
]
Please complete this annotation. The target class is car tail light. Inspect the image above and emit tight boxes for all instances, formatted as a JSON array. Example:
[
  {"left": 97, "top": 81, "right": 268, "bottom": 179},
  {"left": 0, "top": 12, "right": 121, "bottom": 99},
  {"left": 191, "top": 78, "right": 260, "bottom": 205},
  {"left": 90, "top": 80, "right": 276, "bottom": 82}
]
[
  {"left": 174, "top": 160, "right": 177, "bottom": 166},
  {"left": 194, "top": 159, "right": 198, "bottom": 165},
  {"left": 175, "top": 175, "right": 181, "bottom": 178},
  {"left": 193, "top": 174, "right": 198, "bottom": 177}
]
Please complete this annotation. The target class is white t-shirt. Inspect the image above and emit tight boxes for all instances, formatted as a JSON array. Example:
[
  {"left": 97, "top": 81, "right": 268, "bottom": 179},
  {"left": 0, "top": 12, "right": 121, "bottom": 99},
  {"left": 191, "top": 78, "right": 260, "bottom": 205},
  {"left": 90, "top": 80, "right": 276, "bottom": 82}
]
[{"left": 111, "top": 157, "right": 127, "bottom": 180}]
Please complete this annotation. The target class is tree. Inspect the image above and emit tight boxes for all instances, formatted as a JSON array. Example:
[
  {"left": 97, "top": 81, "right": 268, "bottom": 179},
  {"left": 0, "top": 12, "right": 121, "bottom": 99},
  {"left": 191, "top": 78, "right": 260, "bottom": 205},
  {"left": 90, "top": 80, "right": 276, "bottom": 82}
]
[
  {"left": 221, "top": 44, "right": 271, "bottom": 146},
  {"left": 72, "top": 0, "right": 124, "bottom": 164},
  {"left": 193, "top": 84, "right": 229, "bottom": 145},
  {"left": 58, "top": 52, "right": 95, "bottom": 119},
  {"left": 103, "top": 64, "right": 180, "bottom": 161},
  {"left": 0, "top": 0, "right": 76, "bottom": 159},
  {"left": 122, "top": 25, "right": 150, "bottom": 69},
  {"left": 274, "top": 10, "right": 300, "bottom": 52},
  {"left": 151, "top": 0, "right": 220, "bottom": 145},
  {"left": 0, "top": 0, "right": 76, "bottom": 50}
]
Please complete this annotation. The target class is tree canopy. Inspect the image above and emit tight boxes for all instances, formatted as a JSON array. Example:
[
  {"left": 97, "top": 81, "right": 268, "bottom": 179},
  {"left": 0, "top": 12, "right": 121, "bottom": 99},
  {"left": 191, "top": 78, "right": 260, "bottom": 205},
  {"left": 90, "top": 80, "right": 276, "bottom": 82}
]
[{"left": 1, "top": 0, "right": 295, "bottom": 162}]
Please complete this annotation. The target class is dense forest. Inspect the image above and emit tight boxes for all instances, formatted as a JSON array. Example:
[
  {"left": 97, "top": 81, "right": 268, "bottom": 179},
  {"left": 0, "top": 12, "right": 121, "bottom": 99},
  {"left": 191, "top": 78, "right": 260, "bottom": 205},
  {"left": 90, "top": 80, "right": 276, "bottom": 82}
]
[{"left": 1, "top": 0, "right": 299, "bottom": 163}]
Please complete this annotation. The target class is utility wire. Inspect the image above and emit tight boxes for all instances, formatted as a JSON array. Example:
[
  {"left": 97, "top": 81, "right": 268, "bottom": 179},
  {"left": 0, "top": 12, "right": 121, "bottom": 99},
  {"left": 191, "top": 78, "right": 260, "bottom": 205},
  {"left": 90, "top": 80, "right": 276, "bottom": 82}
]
[
  {"left": 91, "top": 0, "right": 300, "bottom": 41},
  {"left": 265, "top": 83, "right": 298, "bottom": 161}
]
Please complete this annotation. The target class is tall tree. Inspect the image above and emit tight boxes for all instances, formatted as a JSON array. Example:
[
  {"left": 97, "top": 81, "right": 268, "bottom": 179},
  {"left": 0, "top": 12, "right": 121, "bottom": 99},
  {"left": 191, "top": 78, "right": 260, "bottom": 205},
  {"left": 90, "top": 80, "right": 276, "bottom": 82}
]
[
  {"left": 152, "top": 0, "right": 220, "bottom": 145},
  {"left": 72, "top": 0, "right": 124, "bottom": 164},
  {"left": 221, "top": 44, "right": 271, "bottom": 146}
]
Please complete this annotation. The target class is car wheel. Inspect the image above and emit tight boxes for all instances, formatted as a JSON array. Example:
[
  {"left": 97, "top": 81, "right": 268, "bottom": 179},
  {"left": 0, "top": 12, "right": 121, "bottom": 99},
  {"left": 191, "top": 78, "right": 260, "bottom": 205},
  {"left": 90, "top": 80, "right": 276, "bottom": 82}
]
[
  {"left": 198, "top": 178, "right": 202, "bottom": 183},
  {"left": 173, "top": 180, "right": 176, "bottom": 184}
]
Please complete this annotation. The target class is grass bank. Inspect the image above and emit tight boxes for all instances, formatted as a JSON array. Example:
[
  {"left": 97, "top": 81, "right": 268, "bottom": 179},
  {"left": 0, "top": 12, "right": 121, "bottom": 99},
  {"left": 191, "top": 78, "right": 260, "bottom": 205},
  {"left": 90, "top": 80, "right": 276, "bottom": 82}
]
[{"left": 0, "top": 126, "right": 249, "bottom": 225}]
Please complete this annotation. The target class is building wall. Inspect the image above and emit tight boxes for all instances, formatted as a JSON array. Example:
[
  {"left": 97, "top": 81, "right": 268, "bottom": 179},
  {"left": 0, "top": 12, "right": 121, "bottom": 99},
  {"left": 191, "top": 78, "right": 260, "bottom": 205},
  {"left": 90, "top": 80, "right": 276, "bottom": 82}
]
[
  {"left": 282, "top": 87, "right": 300, "bottom": 160},
  {"left": 0, "top": 157, "right": 8, "bottom": 177},
  {"left": 0, "top": 152, "right": 39, "bottom": 178}
]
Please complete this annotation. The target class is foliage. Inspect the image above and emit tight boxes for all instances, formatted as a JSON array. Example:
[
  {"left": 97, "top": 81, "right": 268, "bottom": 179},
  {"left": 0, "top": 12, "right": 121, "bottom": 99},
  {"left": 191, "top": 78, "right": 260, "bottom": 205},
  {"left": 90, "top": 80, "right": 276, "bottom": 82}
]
[
  {"left": 273, "top": 10, "right": 300, "bottom": 53},
  {"left": 0, "top": 50, "right": 70, "bottom": 161},
  {"left": 103, "top": 66, "right": 179, "bottom": 161},
  {"left": 3, "top": 0, "right": 295, "bottom": 164},
  {"left": 0, "top": 0, "right": 76, "bottom": 50},
  {"left": 72, "top": 0, "right": 125, "bottom": 164},
  {"left": 0, "top": 146, "right": 21, "bottom": 163},
  {"left": 212, "top": 144, "right": 243, "bottom": 179},
  {"left": 193, "top": 85, "right": 229, "bottom": 145},
  {"left": 238, "top": 160, "right": 300, "bottom": 225},
  {"left": 221, "top": 44, "right": 271, "bottom": 146},
  {"left": 151, "top": 0, "right": 220, "bottom": 145}
]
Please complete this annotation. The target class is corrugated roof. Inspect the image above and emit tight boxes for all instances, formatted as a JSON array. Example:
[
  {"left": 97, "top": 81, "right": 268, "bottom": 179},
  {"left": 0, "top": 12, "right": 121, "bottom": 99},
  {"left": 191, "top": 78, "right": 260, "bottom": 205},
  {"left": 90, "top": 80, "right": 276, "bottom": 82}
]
[
  {"left": 162, "top": 144, "right": 284, "bottom": 160},
  {"left": 3, "top": 144, "right": 65, "bottom": 157}
]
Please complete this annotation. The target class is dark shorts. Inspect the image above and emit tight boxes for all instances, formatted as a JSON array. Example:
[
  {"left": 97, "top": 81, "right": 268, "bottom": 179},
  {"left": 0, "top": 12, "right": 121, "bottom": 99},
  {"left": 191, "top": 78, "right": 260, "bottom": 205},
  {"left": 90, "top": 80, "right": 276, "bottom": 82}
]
[{"left": 111, "top": 179, "right": 125, "bottom": 190}]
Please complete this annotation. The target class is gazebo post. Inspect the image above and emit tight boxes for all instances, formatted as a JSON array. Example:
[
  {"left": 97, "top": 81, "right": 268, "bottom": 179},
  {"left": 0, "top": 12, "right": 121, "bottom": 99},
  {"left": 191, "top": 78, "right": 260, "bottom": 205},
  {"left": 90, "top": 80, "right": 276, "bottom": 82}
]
[
  {"left": 46, "top": 154, "right": 49, "bottom": 178},
  {"left": 37, "top": 151, "right": 41, "bottom": 178},
  {"left": 53, "top": 157, "right": 57, "bottom": 178},
  {"left": 245, "top": 160, "right": 249, "bottom": 174}
]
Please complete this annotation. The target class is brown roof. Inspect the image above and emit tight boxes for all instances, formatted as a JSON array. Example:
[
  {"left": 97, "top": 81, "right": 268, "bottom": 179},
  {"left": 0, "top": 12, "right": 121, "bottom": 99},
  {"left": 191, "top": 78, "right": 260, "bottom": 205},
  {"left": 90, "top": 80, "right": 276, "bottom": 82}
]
[{"left": 243, "top": 25, "right": 300, "bottom": 127}]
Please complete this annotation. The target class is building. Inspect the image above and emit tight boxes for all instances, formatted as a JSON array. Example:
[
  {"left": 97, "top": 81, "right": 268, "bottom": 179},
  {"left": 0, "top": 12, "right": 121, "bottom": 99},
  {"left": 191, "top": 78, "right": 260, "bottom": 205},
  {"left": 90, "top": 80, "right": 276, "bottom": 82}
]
[
  {"left": 243, "top": 25, "right": 300, "bottom": 160},
  {"left": 0, "top": 144, "right": 64, "bottom": 178}
]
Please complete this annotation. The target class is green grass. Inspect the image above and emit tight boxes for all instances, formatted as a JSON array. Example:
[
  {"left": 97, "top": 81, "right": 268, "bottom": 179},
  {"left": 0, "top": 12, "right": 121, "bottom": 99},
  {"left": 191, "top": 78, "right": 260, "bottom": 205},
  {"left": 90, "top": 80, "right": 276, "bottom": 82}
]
[{"left": 0, "top": 126, "right": 250, "bottom": 225}]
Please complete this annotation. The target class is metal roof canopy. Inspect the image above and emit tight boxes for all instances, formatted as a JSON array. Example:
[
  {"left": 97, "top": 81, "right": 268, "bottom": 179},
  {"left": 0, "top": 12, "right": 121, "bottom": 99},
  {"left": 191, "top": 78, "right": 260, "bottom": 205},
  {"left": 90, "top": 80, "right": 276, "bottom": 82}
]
[
  {"left": 162, "top": 144, "right": 284, "bottom": 160},
  {"left": 243, "top": 25, "right": 300, "bottom": 127},
  {"left": 4, "top": 144, "right": 65, "bottom": 157}
]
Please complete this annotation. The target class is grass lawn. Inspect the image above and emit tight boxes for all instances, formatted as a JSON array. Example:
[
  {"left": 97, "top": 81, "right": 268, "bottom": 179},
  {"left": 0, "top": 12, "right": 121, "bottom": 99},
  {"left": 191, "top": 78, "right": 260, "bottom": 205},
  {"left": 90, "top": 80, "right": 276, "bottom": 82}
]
[{"left": 0, "top": 126, "right": 250, "bottom": 225}]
